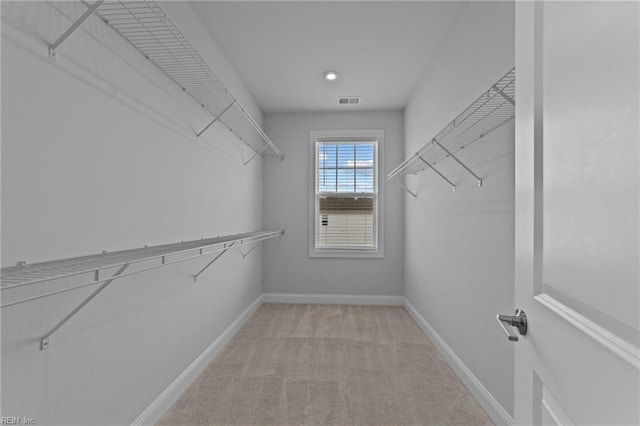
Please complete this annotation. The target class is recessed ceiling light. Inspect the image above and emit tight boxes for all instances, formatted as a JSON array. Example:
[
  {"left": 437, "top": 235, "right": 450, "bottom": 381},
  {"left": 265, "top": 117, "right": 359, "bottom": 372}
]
[{"left": 324, "top": 70, "right": 338, "bottom": 81}]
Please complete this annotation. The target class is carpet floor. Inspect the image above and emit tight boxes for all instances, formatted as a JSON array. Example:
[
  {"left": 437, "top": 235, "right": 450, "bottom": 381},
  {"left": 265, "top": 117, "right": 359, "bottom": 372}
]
[{"left": 157, "top": 303, "right": 493, "bottom": 425}]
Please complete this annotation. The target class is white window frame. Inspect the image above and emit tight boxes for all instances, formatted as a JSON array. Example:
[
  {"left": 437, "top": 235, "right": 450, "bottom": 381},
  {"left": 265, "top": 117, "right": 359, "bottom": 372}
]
[{"left": 309, "top": 129, "right": 384, "bottom": 258}]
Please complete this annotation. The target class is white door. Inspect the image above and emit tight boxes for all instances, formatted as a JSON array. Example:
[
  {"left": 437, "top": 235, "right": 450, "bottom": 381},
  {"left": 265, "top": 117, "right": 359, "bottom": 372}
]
[{"left": 512, "top": 1, "right": 640, "bottom": 424}]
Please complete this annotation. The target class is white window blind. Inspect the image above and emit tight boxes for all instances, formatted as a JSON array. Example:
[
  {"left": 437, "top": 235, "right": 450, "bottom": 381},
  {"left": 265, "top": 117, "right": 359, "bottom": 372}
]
[{"left": 315, "top": 139, "right": 377, "bottom": 250}]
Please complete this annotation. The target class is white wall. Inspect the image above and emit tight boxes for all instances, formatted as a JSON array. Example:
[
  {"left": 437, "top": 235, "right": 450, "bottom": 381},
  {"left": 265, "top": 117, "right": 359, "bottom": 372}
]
[
  {"left": 403, "top": 1, "right": 516, "bottom": 420},
  {"left": 263, "top": 111, "right": 403, "bottom": 297},
  {"left": 1, "top": 1, "right": 266, "bottom": 424}
]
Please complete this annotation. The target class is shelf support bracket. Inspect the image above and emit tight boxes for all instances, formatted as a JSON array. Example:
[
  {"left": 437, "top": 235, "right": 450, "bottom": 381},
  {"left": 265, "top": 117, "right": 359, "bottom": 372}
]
[
  {"left": 49, "top": 1, "right": 104, "bottom": 60},
  {"left": 418, "top": 155, "right": 456, "bottom": 191},
  {"left": 494, "top": 86, "right": 515, "bottom": 106},
  {"left": 393, "top": 180, "right": 418, "bottom": 199},
  {"left": 240, "top": 245, "right": 258, "bottom": 259},
  {"left": 193, "top": 242, "right": 235, "bottom": 282},
  {"left": 435, "top": 142, "right": 482, "bottom": 187},
  {"left": 195, "top": 101, "right": 236, "bottom": 141},
  {"left": 243, "top": 144, "right": 270, "bottom": 166},
  {"left": 40, "top": 263, "right": 129, "bottom": 350}
]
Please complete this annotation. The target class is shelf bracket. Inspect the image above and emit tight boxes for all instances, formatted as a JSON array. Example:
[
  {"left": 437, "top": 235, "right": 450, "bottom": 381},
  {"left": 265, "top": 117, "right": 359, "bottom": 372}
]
[
  {"left": 240, "top": 245, "right": 258, "bottom": 259},
  {"left": 435, "top": 142, "right": 482, "bottom": 187},
  {"left": 40, "top": 263, "right": 129, "bottom": 350},
  {"left": 195, "top": 101, "right": 236, "bottom": 141},
  {"left": 243, "top": 144, "right": 270, "bottom": 165},
  {"left": 494, "top": 86, "right": 515, "bottom": 106},
  {"left": 418, "top": 155, "right": 456, "bottom": 191},
  {"left": 393, "top": 180, "right": 418, "bottom": 199},
  {"left": 193, "top": 242, "right": 235, "bottom": 282},
  {"left": 49, "top": 1, "right": 104, "bottom": 60}
]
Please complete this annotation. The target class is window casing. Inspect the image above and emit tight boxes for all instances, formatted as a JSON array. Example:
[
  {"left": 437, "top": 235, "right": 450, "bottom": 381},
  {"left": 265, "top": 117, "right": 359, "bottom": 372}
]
[{"left": 309, "top": 130, "right": 384, "bottom": 258}]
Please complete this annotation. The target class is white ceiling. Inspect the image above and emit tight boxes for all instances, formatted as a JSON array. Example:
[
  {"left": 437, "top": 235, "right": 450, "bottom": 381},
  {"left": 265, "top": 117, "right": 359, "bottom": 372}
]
[{"left": 191, "top": 1, "right": 466, "bottom": 113}]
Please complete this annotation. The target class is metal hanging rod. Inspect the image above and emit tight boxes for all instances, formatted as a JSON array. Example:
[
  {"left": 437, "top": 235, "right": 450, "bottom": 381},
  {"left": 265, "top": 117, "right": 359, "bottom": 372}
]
[
  {"left": 387, "top": 67, "right": 515, "bottom": 192},
  {"left": 47, "top": 0, "right": 283, "bottom": 161}
]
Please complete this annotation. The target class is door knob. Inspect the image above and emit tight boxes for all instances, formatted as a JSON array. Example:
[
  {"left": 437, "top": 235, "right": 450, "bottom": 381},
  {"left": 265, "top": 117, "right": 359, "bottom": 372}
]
[{"left": 496, "top": 309, "right": 527, "bottom": 342}]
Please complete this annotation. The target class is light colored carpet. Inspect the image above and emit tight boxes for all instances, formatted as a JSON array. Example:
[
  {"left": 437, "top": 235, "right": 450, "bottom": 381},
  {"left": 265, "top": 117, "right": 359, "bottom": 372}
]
[{"left": 157, "top": 303, "right": 494, "bottom": 425}]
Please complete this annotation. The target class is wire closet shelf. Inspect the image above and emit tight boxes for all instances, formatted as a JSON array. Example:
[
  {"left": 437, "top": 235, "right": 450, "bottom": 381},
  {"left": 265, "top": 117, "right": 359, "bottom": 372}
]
[
  {"left": 1, "top": 230, "right": 282, "bottom": 350},
  {"left": 49, "top": 0, "right": 282, "bottom": 162},
  {"left": 1, "top": 230, "right": 283, "bottom": 308},
  {"left": 387, "top": 67, "right": 515, "bottom": 194}
]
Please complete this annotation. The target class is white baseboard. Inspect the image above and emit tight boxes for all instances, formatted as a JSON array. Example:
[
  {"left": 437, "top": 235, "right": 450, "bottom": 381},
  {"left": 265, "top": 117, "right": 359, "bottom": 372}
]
[
  {"left": 132, "top": 294, "right": 264, "bottom": 426},
  {"left": 403, "top": 298, "right": 515, "bottom": 426},
  {"left": 262, "top": 292, "right": 404, "bottom": 306}
]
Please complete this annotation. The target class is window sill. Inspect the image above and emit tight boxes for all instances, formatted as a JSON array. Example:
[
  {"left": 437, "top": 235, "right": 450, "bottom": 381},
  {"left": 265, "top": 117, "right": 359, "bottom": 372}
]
[{"left": 309, "top": 247, "right": 384, "bottom": 259}]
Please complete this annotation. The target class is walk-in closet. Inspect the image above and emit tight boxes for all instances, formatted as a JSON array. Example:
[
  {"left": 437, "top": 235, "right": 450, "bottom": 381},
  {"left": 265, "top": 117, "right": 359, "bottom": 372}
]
[{"left": 2, "top": 1, "right": 638, "bottom": 425}]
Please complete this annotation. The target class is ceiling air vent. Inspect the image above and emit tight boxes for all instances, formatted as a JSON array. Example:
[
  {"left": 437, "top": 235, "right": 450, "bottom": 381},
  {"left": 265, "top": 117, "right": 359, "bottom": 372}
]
[{"left": 338, "top": 96, "right": 361, "bottom": 105}]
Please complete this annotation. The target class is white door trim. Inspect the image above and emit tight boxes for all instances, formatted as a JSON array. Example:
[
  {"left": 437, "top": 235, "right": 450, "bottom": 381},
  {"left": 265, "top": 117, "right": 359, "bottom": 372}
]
[{"left": 535, "top": 294, "right": 640, "bottom": 369}]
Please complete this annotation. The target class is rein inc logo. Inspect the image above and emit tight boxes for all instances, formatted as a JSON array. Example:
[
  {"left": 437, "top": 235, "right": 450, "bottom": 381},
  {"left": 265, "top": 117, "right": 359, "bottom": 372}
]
[{"left": 1, "top": 418, "right": 35, "bottom": 425}]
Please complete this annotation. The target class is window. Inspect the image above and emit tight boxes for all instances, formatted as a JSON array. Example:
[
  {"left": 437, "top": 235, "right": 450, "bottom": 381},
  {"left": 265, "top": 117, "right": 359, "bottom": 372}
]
[{"left": 309, "top": 130, "right": 384, "bottom": 258}]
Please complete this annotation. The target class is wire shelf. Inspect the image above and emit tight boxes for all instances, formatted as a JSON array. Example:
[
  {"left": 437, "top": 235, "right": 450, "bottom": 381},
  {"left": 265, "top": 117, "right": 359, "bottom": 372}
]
[
  {"left": 388, "top": 67, "right": 515, "bottom": 183},
  {"left": 51, "top": 1, "right": 282, "bottom": 160},
  {"left": 1, "top": 230, "right": 283, "bottom": 308},
  {"left": 2, "top": 230, "right": 283, "bottom": 350}
]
